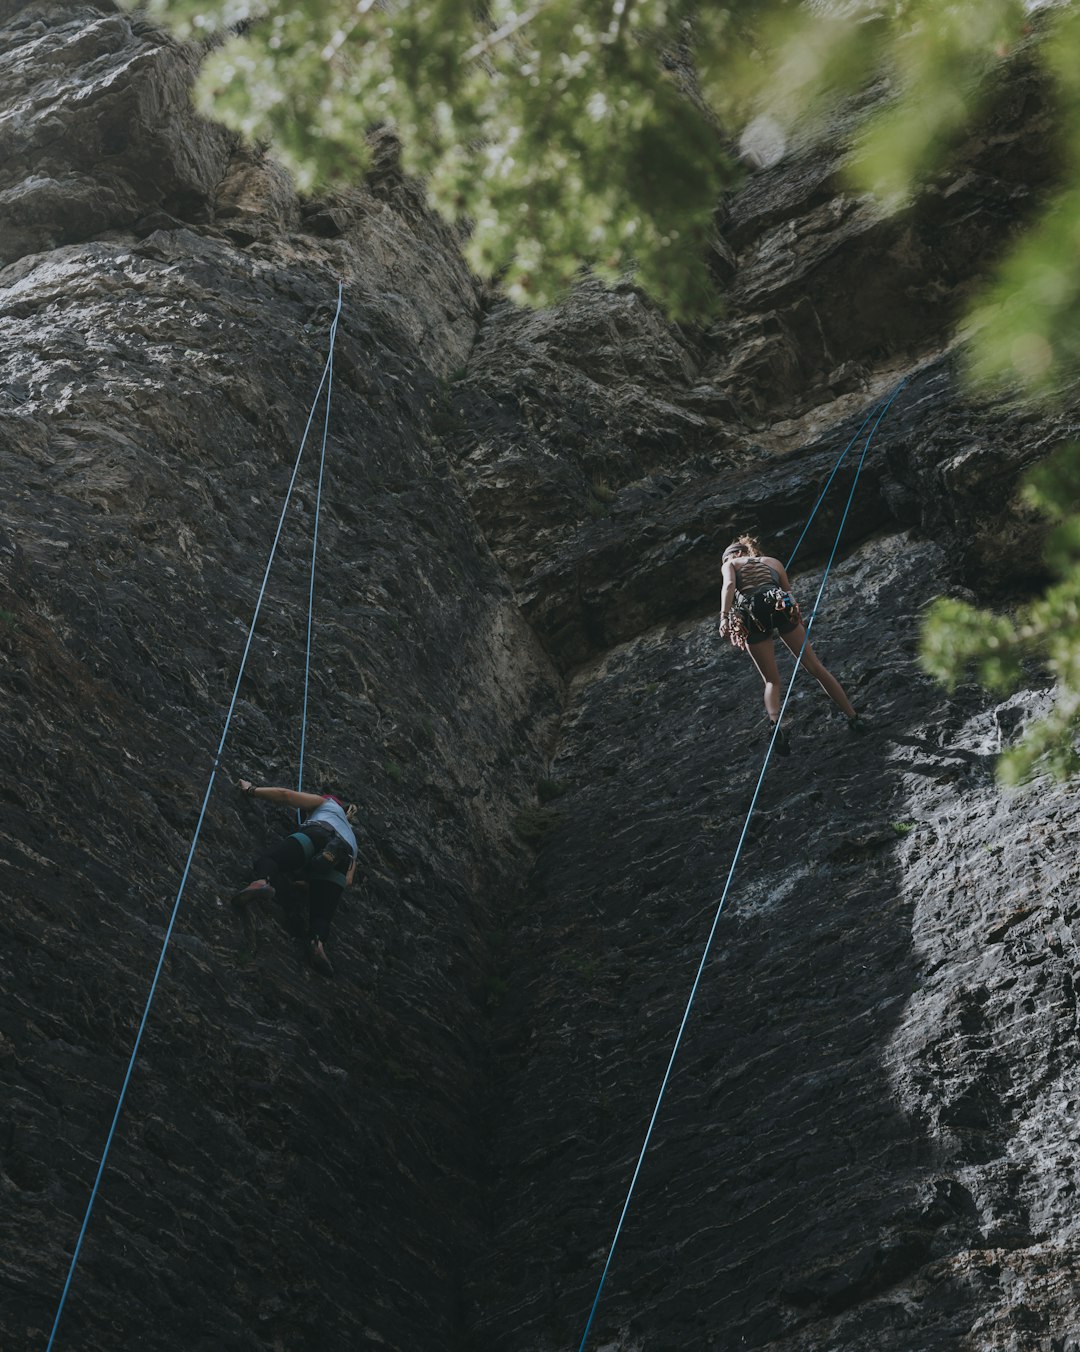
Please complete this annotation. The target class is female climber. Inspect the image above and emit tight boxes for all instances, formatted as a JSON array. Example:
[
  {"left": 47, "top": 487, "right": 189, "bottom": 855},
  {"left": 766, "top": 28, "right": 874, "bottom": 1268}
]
[
  {"left": 718, "top": 535, "right": 863, "bottom": 753},
  {"left": 230, "top": 782, "right": 360, "bottom": 976}
]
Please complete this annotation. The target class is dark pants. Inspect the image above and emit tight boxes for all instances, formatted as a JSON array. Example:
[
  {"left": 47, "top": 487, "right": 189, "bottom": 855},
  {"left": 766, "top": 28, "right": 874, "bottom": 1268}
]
[{"left": 252, "top": 828, "right": 346, "bottom": 944}]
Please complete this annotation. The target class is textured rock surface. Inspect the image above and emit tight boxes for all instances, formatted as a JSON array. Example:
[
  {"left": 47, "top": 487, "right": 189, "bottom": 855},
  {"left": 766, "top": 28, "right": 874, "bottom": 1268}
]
[
  {"left": 4, "top": 6, "right": 1080, "bottom": 1352},
  {"left": 0, "top": 6, "right": 558, "bottom": 1350}
]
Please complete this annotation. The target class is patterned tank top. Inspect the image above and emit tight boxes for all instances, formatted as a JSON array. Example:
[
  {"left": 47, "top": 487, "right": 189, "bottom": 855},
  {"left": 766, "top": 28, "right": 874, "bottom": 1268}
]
[{"left": 734, "top": 557, "right": 780, "bottom": 593}]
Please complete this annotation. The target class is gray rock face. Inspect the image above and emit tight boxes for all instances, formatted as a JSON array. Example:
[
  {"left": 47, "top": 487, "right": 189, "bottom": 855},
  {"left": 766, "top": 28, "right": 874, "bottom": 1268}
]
[
  {"left": 3, "top": 7, "right": 1080, "bottom": 1352},
  {"left": 0, "top": 2, "right": 234, "bottom": 263}
]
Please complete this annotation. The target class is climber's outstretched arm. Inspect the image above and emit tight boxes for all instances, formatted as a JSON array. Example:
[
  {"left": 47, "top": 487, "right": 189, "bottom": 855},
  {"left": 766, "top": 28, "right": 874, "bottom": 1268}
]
[{"left": 238, "top": 780, "right": 326, "bottom": 813}]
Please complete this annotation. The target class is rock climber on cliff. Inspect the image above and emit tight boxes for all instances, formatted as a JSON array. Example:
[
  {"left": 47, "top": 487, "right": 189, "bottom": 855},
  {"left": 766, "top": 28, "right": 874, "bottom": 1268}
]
[
  {"left": 718, "top": 534, "right": 864, "bottom": 754},
  {"left": 231, "top": 782, "right": 360, "bottom": 976}
]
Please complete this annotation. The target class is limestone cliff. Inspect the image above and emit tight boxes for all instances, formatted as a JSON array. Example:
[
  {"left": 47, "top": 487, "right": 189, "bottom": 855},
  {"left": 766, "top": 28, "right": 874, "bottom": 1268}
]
[{"left": 2, "top": 6, "right": 1080, "bottom": 1352}]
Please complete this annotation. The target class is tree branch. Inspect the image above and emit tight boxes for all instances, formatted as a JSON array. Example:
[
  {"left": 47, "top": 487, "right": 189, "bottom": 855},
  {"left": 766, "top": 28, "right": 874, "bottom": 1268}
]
[{"left": 464, "top": 4, "right": 546, "bottom": 62}]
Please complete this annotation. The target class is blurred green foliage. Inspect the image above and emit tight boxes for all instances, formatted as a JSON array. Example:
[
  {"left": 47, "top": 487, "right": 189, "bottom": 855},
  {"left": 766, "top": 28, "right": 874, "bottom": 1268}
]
[
  {"left": 144, "top": 0, "right": 746, "bottom": 317},
  {"left": 139, "top": 0, "right": 1080, "bottom": 378}
]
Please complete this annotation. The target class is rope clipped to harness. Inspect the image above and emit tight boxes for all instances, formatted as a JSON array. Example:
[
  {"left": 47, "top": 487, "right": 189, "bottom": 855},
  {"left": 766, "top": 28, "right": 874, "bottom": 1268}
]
[{"left": 721, "top": 586, "right": 800, "bottom": 651}]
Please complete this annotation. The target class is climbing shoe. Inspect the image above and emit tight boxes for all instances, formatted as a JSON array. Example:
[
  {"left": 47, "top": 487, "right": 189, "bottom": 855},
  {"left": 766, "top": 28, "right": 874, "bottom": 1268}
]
[
  {"left": 308, "top": 940, "right": 334, "bottom": 977},
  {"left": 767, "top": 720, "right": 791, "bottom": 757},
  {"left": 230, "top": 881, "right": 275, "bottom": 912},
  {"left": 847, "top": 714, "right": 870, "bottom": 736}
]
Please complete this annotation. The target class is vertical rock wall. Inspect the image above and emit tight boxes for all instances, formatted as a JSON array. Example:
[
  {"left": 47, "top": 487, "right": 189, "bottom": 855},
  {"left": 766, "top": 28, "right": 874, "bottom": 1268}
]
[
  {"left": 0, "top": 5, "right": 561, "bottom": 1349},
  {"left": 3, "top": 7, "right": 1080, "bottom": 1352}
]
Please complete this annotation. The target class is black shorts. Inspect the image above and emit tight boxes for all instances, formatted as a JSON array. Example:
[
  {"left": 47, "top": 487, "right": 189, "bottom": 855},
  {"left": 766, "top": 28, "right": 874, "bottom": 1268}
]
[
  {"left": 738, "top": 585, "right": 801, "bottom": 645},
  {"left": 746, "top": 610, "right": 801, "bottom": 644}
]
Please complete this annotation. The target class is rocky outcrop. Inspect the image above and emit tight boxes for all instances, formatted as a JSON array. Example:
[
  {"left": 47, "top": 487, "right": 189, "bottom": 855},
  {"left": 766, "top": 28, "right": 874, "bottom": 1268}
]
[
  {"left": 0, "top": 2, "right": 232, "bottom": 263},
  {"left": 3, "top": 6, "right": 1080, "bottom": 1352}
]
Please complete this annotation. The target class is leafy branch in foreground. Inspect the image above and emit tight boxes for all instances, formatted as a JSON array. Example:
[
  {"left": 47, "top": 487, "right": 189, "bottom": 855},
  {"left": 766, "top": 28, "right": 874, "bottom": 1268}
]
[
  {"left": 920, "top": 444, "right": 1080, "bottom": 785},
  {"left": 142, "top": 0, "right": 743, "bottom": 317},
  {"left": 138, "top": 0, "right": 1080, "bottom": 362}
]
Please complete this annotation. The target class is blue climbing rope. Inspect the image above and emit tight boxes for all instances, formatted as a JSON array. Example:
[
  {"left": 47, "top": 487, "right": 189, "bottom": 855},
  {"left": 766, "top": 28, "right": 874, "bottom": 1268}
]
[
  {"left": 46, "top": 283, "right": 345, "bottom": 1352},
  {"left": 785, "top": 377, "right": 907, "bottom": 573},
  {"left": 576, "top": 386, "right": 906, "bottom": 1352},
  {"left": 297, "top": 281, "right": 343, "bottom": 811}
]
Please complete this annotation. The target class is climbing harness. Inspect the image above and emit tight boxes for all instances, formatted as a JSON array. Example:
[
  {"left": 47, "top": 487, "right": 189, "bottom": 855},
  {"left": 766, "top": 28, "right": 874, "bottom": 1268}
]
[
  {"left": 576, "top": 378, "right": 907, "bottom": 1352},
  {"left": 300, "top": 820, "right": 355, "bottom": 875},
  {"left": 45, "top": 281, "right": 345, "bottom": 1352},
  {"left": 726, "top": 578, "right": 801, "bottom": 647}
]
